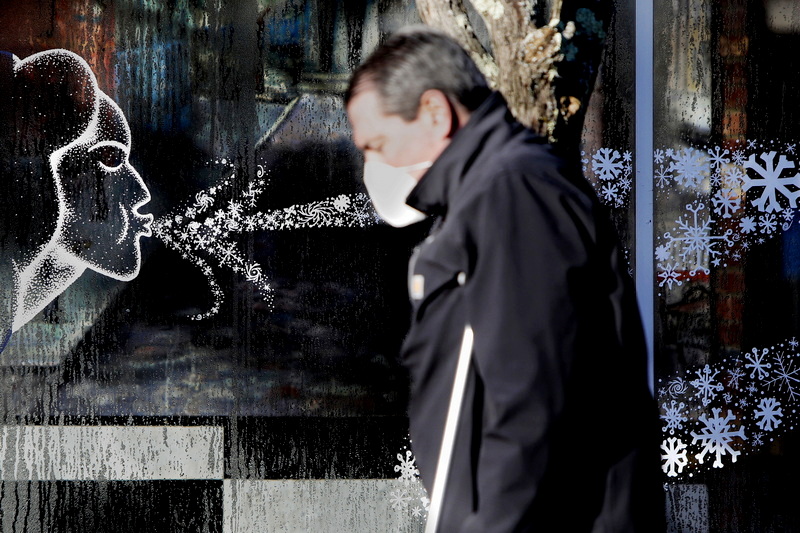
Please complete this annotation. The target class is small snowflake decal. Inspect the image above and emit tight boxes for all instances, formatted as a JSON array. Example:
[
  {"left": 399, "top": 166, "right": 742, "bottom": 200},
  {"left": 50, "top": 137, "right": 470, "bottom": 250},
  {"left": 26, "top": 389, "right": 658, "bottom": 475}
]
[
  {"left": 661, "top": 400, "right": 688, "bottom": 434},
  {"left": 745, "top": 348, "right": 772, "bottom": 380},
  {"left": 711, "top": 188, "right": 741, "bottom": 219},
  {"left": 389, "top": 489, "right": 412, "bottom": 511},
  {"left": 394, "top": 449, "right": 420, "bottom": 484},
  {"left": 690, "top": 365, "right": 725, "bottom": 406},
  {"left": 670, "top": 147, "right": 709, "bottom": 188},
  {"left": 592, "top": 148, "right": 625, "bottom": 181},
  {"left": 661, "top": 437, "right": 689, "bottom": 478},
  {"left": 754, "top": 397, "right": 783, "bottom": 432}
]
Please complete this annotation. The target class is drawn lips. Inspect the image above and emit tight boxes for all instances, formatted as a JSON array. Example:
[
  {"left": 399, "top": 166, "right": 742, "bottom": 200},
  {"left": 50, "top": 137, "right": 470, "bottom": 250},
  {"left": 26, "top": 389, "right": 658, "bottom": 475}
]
[
  {"left": 137, "top": 212, "right": 154, "bottom": 238},
  {"left": 117, "top": 203, "right": 154, "bottom": 243}
]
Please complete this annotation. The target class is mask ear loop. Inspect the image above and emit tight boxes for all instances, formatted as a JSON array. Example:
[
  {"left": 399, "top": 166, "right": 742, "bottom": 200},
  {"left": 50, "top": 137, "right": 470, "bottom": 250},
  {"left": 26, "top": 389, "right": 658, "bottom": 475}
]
[{"left": 400, "top": 160, "right": 434, "bottom": 173}]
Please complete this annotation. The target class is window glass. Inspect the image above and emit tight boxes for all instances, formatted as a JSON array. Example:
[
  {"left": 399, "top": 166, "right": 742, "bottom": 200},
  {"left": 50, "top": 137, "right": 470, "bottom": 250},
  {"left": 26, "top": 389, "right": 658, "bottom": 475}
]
[
  {"left": 655, "top": 1, "right": 800, "bottom": 530},
  {"left": 0, "top": 0, "right": 641, "bottom": 530}
]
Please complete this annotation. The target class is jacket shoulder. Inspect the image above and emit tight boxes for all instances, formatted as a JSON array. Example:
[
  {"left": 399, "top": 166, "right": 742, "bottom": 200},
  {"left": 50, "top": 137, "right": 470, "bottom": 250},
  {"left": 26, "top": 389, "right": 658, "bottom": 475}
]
[{"left": 482, "top": 138, "right": 599, "bottom": 212}]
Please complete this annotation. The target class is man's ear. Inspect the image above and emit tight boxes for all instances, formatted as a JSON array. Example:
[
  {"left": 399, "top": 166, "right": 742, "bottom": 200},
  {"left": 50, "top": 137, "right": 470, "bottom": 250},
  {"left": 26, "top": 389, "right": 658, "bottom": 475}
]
[{"left": 418, "top": 89, "right": 458, "bottom": 139}]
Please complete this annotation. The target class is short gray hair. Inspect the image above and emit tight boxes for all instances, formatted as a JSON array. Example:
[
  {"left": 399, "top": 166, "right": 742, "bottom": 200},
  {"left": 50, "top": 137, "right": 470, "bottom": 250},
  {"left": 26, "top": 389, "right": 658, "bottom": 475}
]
[{"left": 345, "top": 26, "right": 491, "bottom": 120}]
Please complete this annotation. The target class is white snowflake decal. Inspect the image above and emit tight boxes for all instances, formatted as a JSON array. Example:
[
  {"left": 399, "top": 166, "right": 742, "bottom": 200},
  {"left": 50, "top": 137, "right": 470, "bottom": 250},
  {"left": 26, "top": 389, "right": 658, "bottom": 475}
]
[
  {"left": 600, "top": 182, "right": 619, "bottom": 204},
  {"left": 655, "top": 244, "right": 672, "bottom": 262},
  {"left": 661, "top": 400, "right": 688, "bottom": 434},
  {"left": 592, "top": 148, "right": 624, "bottom": 181},
  {"left": 389, "top": 489, "right": 412, "bottom": 511},
  {"left": 739, "top": 216, "right": 757, "bottom": 234},
  {"left": 754, "top": 397, "right": 783, "bottom": 432},
  {"left": 669, "top": 147, "right": 709, "bottom": 188},
  {"left": 657, "top": 263, "right": 683, "bottom": 290},
  {"left": 759, "top": 213, "right": 778, "bottom": 234},
  {"left": 766, "top": 354, "right": 800, "bottom": 400},
  {"left": 655, "top": 166, "right": 672, "bottom": 188},
  {"left": 588, "top": 147, "right": 632, "bottom": 208},
  {"left": 690, "top": 364, "right": 724, "bottom": 406},
  {"left": 727, "top": 367, "right": 745, "bottom": 390},
  {"left": 708, "top": 146, "right": 731, "bottom": 170},
  {"left": 661, "top": 202, "right": 734, "bottom": 276},
  {"left": 690, "top": 408, "right": 747, "bottom": 468},
  {"left": 394, "top": 449, "right": 420, "bottom": 484},
  {"left": 745, "top": 348, "right": 772, "bottom": 380},
  {"left": 711, "top": 188, "right": 741, "bottom": 219},
  {"left": 742, "top": 151, "right": 800, "bottom": 213},
  {"left": 724, "top": 165, "right": 746, "bottom": 187},
  {"left": 661, "top": 437, "right": 688, "bottom": 478}
]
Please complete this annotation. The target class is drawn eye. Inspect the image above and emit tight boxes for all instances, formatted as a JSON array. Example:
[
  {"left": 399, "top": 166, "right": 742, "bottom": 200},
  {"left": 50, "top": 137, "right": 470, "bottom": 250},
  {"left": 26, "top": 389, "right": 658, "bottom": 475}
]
[{"left": 93, "top": 145, "right": 126, "bottom": 172}]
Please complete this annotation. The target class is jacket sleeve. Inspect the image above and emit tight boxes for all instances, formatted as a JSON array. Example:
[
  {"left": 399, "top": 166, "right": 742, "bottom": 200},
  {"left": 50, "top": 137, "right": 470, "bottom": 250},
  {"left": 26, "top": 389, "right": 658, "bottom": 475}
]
[{"left": 458, "top": 168, "right": 600, "bottom": 532}]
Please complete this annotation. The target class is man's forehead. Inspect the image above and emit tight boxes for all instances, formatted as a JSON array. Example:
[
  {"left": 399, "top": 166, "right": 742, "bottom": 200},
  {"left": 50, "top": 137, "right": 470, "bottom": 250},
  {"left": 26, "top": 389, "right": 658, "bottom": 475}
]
[{"left": 346, "top": 88, "right": 392, "bottom": 149}]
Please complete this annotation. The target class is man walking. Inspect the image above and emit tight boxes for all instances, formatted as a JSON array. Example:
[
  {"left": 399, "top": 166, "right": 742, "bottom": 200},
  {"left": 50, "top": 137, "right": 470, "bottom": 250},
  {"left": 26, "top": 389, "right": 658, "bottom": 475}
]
[{"left": 346, "top": 26, "right": 664, "bottom": 532}]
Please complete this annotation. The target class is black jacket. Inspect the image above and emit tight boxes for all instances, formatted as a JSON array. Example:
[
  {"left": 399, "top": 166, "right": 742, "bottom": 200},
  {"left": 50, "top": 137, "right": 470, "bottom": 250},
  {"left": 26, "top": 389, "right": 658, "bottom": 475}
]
[{"left": 402, "top": 92, "right": 664, "bottom": 532}]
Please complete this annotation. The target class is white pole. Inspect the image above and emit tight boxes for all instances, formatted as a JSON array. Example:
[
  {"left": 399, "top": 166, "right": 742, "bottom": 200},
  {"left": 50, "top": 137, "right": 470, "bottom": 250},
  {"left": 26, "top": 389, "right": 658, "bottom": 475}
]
[
  {"left": 635, "top": 0, "right": 655, "bottom": 395},
  {"left": 424, "top": 325, "right": 475, "bottom": 533}
]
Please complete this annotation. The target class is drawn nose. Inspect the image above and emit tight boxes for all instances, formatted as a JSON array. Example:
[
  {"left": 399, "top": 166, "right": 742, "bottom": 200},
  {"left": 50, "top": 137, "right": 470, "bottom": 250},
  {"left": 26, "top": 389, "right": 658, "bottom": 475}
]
[{"left": 128, "top": 165, "right": 152, "bottom": 208}]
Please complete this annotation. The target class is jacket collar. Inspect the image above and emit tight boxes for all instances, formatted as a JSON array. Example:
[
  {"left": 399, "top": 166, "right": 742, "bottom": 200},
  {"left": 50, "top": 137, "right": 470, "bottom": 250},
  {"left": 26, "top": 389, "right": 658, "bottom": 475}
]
[{"left": 405, "top": 91, "right": 521, "bottom": 216}]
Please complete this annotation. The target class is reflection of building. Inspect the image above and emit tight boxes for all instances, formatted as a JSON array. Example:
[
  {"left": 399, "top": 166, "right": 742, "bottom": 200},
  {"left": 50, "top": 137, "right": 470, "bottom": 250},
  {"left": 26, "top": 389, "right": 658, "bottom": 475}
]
[{"left": 0, "top": 1, "right": 116, "bottom": 88}]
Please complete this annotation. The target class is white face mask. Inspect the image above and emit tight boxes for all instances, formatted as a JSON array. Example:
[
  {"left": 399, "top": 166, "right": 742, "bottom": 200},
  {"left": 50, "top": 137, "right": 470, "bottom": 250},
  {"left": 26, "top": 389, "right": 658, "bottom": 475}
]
[{"left": 363, "top": 160, "right": 432, "bottom": 227}]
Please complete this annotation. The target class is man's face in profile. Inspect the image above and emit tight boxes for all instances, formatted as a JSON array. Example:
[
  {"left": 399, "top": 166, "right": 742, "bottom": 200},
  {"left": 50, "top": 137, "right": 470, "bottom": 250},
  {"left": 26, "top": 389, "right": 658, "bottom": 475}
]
[{"left": 346, "top": 86, "right": 455, "bottom": 180}]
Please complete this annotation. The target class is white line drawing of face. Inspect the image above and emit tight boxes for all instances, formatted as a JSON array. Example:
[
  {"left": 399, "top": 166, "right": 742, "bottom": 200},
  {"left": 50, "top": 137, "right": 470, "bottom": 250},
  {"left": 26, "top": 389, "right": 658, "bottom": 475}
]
[
  {"left": 0, "top": 49, "right": 152, "bottom": 351},
  {"left": 52, "top": 93, "right": 153, "bottom": 280}
]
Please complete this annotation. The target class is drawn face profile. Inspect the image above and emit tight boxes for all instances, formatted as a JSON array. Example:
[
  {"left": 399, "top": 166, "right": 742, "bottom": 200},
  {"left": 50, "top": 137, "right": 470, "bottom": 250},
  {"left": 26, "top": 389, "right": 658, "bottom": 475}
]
[
  {"left": 0, "top": 49, "right": 152, "bottom": 353},
  {"left": 54, "top": 93, "right": 153, "bottom": 280}
]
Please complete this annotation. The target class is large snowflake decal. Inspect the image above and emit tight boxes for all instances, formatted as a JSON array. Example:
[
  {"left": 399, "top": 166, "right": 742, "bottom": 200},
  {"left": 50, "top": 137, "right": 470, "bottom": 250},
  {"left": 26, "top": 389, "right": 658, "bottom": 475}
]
[
  {"left": 690, "top": 408, "right": 747, "bottom": 468},
  {"left": 661, "top": 437, "right": 688, "bottom": 478},
  {"left": 742, "top": 151, "right": 800, "bottom": 213}
]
